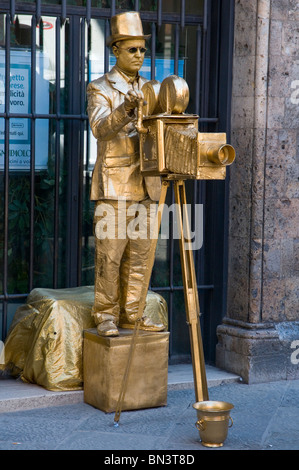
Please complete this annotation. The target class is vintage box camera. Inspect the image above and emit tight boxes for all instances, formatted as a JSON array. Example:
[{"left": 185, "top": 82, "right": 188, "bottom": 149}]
[{"left": 138, "top": 76, "right": 235, "bottom": 180}]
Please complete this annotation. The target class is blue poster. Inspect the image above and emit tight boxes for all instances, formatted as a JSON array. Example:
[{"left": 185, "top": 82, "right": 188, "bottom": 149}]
[
  {"left": 109, "top": 56, "right": 184, "bottom": 81},
  {"left": 0, "top": 50, "right": 49, "bottom": 170}
]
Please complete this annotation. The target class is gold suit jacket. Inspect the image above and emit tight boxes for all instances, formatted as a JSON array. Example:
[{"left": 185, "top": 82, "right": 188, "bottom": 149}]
[{"left": 87, "top": 66, "right": 161, "bottom": 202}]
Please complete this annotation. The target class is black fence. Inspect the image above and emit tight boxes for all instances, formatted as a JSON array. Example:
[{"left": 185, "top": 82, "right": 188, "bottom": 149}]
[{"left": 0, "top": 0, "right": 234, "bottom": 364}]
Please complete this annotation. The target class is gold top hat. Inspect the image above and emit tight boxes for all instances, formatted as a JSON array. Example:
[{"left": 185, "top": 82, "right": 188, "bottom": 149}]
[{"left": 106, "top": 11, "right": 151, "bottom": 47}]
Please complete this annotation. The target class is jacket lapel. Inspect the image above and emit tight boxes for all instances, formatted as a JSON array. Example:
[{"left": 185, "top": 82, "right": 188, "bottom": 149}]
[
  {"left": 107, "top": 66, "right": 147, "bottom": 95},
  {"left": 107, "top": 66, "right": 132, "bottom": 95}
]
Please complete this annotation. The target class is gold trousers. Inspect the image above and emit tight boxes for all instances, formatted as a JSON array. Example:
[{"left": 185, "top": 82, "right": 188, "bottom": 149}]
[{"left": 92, "top": 198, "right": 155, "bottom": 326}]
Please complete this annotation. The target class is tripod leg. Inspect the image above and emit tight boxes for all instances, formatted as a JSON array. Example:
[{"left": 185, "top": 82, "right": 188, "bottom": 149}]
[{"left": 174, "top": 180, "right": 209, "bottom": 402}]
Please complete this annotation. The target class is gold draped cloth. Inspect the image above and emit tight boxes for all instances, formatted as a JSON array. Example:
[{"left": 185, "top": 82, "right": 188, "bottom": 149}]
[{"left": 1, "top": 286, "right": 168, "bottom": 391}]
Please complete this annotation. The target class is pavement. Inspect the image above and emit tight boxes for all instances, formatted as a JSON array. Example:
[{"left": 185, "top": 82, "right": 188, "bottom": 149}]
[{"left": 0, "top": 363, "right": 299, "bottom": 451}]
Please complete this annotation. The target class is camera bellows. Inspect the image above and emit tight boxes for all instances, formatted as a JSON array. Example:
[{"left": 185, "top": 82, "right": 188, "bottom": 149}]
[{"left": 165, "top": 126, "right": 198, "bottom": 176}]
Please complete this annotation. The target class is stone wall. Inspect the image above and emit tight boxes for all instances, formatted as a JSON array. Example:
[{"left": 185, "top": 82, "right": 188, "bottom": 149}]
[{"left": 216, "top": 0, "right": 299, "bottom": 382}]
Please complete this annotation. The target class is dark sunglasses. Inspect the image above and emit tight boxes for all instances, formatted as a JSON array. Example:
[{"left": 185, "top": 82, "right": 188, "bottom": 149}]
[{"left": 117, "top": 46, "right": 147, "bottom": 54}]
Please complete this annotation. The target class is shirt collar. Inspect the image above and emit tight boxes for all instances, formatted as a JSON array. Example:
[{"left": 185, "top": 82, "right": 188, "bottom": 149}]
[{"left": 114, "top": 65, "right": 140, "bottom": 86}]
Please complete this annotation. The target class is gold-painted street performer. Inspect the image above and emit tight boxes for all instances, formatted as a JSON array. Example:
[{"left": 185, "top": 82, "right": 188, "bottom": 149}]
[{"left": 87, "top": 12, "right": 165, "bottom": 337}]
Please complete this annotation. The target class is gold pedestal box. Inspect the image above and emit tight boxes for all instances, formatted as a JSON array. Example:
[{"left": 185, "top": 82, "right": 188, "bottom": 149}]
[{"left": 83, "top": 328, "right": 170, "bottom": 413}]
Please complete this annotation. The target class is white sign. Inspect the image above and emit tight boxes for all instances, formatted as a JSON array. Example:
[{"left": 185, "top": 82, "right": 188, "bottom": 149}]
[{"left": 0, "top": 49, "right": 50, "bottom": 170}]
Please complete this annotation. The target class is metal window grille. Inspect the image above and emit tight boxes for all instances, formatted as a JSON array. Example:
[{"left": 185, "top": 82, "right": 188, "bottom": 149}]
[{"left": 0, "top": 0, "right": 234, "bottom": 364}]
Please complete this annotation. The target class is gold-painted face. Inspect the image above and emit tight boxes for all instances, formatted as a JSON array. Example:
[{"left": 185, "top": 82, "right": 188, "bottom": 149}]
[{"left": 113, "top": 39, "right": 146, "bottom": 76}]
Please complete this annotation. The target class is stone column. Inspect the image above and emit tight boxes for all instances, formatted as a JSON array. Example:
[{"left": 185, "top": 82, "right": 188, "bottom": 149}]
[{"left": 216, "top": 0, "right": 299, "bottom": 383}]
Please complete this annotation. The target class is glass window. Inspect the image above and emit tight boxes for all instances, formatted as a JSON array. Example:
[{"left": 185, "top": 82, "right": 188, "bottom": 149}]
[
  {"left": 140, "top": 0, "right": 157, "bottom": 11},
  {"left": 116, "top": 0, "right": 135, "bottom": 9},
  {"left": 171, "top": 290, "right": 191, "bottom": 357},
  {"left": 162, "top": 0, "right": 204, "bottom": 15},
  {"left": 0, "top": 14, "right": 70, "bottom": 297}
]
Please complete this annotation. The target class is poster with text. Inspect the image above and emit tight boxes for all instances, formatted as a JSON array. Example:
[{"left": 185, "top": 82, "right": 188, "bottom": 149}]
[{"left": 0, "top": 49, "right": 49, "bottom": 171}]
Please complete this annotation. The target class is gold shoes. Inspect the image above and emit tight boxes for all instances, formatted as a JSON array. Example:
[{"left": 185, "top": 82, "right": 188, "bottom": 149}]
[
  {"left": 97, "top": 316, "right": 166, "bottom": 337},
  {"left": 97, "top": 320, "right": 119, "bottom": 337},
  {"left": 119, "top": 315, "right": 165, "bottom": 332}
]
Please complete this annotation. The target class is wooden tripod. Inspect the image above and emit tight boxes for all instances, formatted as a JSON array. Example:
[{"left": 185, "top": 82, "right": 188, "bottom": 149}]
[{"left": 114, "top": 176, "right": 209, "bottom": 425}]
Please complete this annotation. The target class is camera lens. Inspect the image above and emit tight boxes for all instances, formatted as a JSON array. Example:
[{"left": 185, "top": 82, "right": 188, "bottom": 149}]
[{"left": 218, "top": 147, "right": 229, "bottom": 164}]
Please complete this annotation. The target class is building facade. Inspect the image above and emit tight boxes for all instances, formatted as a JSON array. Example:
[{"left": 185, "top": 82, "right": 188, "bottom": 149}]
[
  {"left": 217, "top": 0, "right": 299, "bottom": 382},
  {"left": 0, "top": 0, "right": 234, "bottom": 366},
  {"left": 1, "top": 0, "right": 298, "bottom": 383}
]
